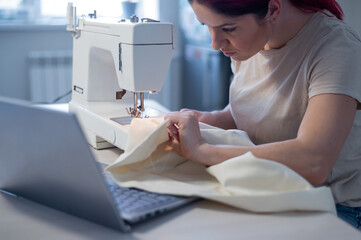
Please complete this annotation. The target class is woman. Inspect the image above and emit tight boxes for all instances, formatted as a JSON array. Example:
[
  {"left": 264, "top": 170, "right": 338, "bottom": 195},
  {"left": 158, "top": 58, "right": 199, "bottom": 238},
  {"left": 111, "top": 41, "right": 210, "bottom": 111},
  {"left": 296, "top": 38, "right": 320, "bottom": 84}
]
[{"left": 165, "top": 0, "right": 361, "bottom": 229}]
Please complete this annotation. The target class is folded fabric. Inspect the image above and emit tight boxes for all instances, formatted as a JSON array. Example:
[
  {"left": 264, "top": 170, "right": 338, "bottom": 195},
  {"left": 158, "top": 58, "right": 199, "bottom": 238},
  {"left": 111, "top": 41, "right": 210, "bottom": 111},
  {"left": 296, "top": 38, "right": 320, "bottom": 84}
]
[{"left": 106, "top": 117, "right": 336, "bottom": 214}]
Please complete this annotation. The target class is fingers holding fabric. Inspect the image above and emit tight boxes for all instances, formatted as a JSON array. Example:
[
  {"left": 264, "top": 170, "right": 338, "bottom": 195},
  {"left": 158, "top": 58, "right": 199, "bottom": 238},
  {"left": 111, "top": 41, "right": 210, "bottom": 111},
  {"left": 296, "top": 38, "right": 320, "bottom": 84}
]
[{"left": 164, "top": 111, "right": 205, "bottom": 161}]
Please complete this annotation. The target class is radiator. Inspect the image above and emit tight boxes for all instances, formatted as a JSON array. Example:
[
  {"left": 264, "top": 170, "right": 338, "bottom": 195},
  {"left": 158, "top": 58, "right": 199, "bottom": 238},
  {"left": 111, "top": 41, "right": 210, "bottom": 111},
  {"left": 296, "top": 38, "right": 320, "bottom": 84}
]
[{"left": 28, "top": 50, "right": 72, "bottom": 103}]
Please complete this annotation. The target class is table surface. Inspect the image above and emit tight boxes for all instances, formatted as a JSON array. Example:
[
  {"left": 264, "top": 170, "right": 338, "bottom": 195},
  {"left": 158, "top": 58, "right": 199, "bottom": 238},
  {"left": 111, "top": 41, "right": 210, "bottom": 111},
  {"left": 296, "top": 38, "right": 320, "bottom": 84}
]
[
  {"left": 1, "top": 103, "right": 361, "bottom": 239},
  {"left": 1, "top": 146, "right": 360, "bottom": 240}
]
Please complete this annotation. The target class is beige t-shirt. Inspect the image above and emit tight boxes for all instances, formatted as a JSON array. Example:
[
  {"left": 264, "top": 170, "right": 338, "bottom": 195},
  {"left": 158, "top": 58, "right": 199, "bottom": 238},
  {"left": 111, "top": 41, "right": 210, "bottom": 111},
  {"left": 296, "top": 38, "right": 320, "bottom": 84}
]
[{"left": 229, "top": 12, "right": 361, "bottom": 207}]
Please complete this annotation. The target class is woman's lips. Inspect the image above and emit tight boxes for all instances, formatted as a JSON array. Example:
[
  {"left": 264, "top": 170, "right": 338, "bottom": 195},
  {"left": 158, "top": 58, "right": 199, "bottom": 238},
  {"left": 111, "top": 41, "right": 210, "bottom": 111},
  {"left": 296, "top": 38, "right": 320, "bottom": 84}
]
[{"left": 222, "top": 51, "right": 236, "bottom": 57}]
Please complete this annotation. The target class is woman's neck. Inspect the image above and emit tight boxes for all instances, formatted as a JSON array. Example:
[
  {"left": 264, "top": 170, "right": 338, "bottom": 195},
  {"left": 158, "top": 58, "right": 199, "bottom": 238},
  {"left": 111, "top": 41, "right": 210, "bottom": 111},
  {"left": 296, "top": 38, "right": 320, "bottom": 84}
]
[{"left": 265, "top": 1, "right": 314, "bottom": 50}]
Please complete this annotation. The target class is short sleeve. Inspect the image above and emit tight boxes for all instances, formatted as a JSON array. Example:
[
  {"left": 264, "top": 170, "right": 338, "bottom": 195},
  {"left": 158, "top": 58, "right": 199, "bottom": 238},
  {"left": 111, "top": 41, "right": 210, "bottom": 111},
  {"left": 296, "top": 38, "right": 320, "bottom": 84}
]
[{"left": 308, "top": 25, "right": 361, "bottom": 104}]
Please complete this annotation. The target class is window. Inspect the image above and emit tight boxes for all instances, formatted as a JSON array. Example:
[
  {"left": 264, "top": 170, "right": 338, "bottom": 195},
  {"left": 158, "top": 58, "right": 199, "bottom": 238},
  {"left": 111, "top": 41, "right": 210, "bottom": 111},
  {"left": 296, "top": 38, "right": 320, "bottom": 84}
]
[
  {"left": 0, "top": 0, "right": 33, "bottom": 21},
  {"left": 43, "top": 0, "right": 127, "bottom": 18},
  {"left": 0, "top": 0, "right": 158, "bottom": 23},
  {"left": 0, "top": 0, "right": 22, "bottom": 9}
]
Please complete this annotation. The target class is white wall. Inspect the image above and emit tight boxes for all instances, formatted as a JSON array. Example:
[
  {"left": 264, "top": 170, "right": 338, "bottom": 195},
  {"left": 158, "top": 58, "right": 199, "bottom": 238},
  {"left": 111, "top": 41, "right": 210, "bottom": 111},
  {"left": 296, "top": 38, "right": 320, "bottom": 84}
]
[
  {"left": 0, "top": 25, "right": 72, "bottom": 100},
  {"left": 337, "top": 0, "right": 361, "bottom": 35},
  {"left": 0, "top": 0, "right": 360, "bottom": 105}
]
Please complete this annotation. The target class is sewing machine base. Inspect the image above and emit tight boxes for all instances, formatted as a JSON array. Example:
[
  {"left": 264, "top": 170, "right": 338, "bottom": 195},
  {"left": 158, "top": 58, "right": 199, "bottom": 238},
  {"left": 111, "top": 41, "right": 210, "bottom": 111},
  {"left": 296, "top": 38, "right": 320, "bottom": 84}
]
[{"left": 69, "top": 99, "right": 168, "bottom": 150}]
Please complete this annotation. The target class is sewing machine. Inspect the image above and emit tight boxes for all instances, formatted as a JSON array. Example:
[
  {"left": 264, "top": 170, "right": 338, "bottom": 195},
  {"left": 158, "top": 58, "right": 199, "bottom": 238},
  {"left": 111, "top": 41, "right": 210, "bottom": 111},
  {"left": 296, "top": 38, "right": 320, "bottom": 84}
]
[{"left": 66, "top": 3, "right": 174, "bottom": 150}]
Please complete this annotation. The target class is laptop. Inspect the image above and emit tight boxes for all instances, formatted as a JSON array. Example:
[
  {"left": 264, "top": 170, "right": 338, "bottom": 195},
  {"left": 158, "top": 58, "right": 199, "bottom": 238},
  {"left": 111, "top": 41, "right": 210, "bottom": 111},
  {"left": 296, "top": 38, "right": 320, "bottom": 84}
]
[{"left": 0, "top": 97, "right": 197, "bottom": 232}]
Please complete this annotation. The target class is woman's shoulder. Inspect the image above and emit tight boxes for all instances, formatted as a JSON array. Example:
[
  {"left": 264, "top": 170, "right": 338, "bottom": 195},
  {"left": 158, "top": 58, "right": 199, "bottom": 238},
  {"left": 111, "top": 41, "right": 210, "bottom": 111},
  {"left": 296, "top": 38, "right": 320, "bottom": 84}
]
[{"left": 313, "top": 13, "right": 361, "bottom": 48}]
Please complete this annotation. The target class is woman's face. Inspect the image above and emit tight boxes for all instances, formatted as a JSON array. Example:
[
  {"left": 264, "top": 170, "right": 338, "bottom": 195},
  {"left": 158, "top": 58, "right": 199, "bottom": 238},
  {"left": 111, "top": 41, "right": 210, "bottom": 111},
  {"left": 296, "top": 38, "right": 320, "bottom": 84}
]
[{"left": 191, "top": 1, "right": 272, "bottom": 61}]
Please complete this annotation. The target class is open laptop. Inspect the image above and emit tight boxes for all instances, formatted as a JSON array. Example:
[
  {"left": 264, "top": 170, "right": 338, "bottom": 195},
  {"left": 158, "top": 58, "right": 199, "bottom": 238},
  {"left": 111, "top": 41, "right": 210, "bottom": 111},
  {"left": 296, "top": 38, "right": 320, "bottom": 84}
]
[{"left": 0, "top": 97, "right": 197, "bottom": 232}]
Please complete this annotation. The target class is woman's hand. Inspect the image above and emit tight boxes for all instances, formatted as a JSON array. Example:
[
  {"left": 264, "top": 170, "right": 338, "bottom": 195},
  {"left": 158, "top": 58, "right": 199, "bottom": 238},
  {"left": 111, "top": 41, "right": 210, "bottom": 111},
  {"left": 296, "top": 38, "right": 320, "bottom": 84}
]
[
  {"left": 164, "top": 94, "right": 357, "bottom": 185},
  {"left": 179, "top": 109, "right": 216, "bottom": 125},
  {"left": 164, "top": 111, "right": 206, "bottom": 161},
  {"left": 180, "top": 105, "right": 237, "bottom": 130}
]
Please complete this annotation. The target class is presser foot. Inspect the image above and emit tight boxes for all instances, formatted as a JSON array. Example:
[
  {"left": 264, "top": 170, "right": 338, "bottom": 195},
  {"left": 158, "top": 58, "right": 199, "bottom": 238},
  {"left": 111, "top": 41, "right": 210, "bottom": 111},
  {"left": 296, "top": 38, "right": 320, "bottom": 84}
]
[
  {"left": 110, "top": 107, "right": 149, "bottom": 126},
  {"left": 126, "top": 107, "right": 149, "bottom": 118}
]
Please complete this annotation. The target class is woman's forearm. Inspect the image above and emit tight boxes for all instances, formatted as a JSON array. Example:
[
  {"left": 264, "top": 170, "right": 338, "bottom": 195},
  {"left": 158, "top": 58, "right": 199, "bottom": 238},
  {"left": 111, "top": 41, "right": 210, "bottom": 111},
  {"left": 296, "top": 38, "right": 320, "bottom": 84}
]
[
  {"left": 195, "top": 139, "right": 332, "bottom": 185},
  {"left": 203, "top": 105, "right": 237, "bottom": 129},
  {"left": 195, "top": 94, "right": 357, "bottom": 185}
]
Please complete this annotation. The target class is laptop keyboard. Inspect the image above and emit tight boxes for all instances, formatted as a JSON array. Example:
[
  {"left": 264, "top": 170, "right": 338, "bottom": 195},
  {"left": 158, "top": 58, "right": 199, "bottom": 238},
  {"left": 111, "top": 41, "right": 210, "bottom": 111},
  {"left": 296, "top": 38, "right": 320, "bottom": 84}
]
[
  {"left": 98, "top": 164, "right": 194, "bottom": 223},
  {"left": 106, "top": 177, "right": 182, "bottom": 214}
]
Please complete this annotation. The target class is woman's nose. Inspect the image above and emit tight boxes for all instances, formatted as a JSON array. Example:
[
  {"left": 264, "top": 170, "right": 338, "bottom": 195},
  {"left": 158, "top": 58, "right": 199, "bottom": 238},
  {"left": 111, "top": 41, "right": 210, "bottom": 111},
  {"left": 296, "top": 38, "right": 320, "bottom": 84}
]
[{"left": 209, "top": 28, "right": 226, "bottom": 51}]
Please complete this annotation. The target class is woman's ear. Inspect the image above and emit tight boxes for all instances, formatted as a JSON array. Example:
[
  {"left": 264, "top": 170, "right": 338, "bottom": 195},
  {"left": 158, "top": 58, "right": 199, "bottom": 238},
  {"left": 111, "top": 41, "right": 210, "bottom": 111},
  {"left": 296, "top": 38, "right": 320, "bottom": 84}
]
[{"left": 266, "top": 0, "right": 281, "bottom": 23}]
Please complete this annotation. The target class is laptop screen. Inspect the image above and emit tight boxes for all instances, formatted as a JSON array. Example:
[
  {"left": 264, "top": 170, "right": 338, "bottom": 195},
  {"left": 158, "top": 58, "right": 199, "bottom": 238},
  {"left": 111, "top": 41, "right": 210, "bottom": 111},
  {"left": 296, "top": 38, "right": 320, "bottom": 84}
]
[{"left": 0, "top": 98, "right": 128, "bottom": 231}]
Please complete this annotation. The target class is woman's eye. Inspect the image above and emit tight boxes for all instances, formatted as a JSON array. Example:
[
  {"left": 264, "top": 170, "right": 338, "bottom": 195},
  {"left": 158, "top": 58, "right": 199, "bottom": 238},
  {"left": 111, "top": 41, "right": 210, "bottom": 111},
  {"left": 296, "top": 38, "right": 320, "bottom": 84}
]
[{"left": 223, "top": 27, "right": 236, "bottom": 33}]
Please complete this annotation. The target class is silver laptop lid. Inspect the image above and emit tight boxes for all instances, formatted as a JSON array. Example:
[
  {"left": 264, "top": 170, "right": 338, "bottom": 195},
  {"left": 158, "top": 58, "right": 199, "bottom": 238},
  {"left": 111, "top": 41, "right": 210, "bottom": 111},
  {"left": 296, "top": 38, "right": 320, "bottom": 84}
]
[{"left": 0, "top": 97, "right": 130, "bottom": 232}]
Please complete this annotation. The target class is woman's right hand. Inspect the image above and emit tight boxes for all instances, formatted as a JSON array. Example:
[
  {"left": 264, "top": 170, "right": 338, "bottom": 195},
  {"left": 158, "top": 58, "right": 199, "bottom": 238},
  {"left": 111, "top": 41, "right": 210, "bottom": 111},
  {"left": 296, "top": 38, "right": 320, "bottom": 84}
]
[{"left": 164, "top": 111, "right": 206, "bottom": 162}]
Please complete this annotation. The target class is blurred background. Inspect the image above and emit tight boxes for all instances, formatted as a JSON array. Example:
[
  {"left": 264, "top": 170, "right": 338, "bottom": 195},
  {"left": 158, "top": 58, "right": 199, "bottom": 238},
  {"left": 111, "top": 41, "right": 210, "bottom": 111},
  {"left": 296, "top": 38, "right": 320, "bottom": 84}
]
[{"left": 0, "top": 0, "right": 360, "bottom": 111}]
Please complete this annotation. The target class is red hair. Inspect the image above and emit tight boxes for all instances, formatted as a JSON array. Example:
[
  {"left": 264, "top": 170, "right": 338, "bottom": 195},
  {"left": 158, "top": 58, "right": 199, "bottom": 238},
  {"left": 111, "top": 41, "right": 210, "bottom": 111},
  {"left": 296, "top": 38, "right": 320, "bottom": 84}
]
[{"left": 189, "top": 0, "right": 344, "bottom": 20}]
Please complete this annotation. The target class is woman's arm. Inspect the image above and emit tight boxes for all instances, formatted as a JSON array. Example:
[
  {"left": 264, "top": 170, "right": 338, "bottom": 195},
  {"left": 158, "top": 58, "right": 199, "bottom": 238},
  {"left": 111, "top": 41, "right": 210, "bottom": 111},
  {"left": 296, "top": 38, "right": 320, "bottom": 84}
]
[
  {"left": 180, "top": 104, "right": 237, "bottom": 129},
  {"left": 165, "top": 94, "right": 357, "bottom": 185}
]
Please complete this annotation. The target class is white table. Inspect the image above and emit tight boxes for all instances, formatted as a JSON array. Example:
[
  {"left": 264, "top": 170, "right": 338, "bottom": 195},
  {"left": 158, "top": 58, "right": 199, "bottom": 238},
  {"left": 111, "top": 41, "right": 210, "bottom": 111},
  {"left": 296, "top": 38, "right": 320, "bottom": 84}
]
[
  {"left": 1, "top": 103, "right": 360, "bottom": 239},
  {"left": 1, "top": 146, "right": 360, "bottom": 240}
]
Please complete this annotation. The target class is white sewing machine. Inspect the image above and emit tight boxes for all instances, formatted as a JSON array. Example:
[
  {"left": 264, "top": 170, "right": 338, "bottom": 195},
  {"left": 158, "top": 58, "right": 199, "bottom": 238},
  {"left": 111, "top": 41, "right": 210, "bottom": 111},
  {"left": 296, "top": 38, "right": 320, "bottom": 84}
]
[{"left": 66, "top": 3, "right": 174, "bottom": 150}]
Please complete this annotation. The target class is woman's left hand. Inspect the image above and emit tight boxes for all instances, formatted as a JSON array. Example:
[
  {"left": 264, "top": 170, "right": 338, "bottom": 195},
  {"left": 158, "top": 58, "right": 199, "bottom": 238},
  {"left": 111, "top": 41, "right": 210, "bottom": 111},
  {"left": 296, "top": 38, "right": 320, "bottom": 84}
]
[{"left": 164, "top": 111, "right": 205, "bottom": 161}]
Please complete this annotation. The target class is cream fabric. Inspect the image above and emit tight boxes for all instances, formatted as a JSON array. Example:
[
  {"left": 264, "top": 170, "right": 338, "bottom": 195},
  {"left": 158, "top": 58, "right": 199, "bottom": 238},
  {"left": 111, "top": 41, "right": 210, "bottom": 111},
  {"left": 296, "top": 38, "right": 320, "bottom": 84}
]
[{"left": 106, "top": 118, "right": 336, "bottom": 214}]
